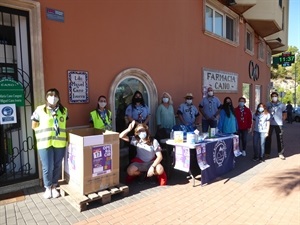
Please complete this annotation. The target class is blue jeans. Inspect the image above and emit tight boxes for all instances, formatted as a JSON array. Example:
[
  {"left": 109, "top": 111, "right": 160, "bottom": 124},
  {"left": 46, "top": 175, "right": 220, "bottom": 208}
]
[
  {"left": 202, "top": 119, "right": 217, "bottom": 133},
  {"left": 38, "top": 146, "right": 66, "bottom": 188},
  {"left": 253, "top": 131, "right": 267, "bottom": 158}
]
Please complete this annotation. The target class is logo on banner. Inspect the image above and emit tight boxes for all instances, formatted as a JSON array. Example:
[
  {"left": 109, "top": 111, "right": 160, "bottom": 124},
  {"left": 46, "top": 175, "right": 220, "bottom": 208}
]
[{"left": 213, "top": 140, "right": 227, "bottom": 167}]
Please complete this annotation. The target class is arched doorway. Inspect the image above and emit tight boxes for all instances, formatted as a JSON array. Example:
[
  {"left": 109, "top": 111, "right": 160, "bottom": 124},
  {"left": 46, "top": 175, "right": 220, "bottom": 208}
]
[{"left": 109, "top": 68, "right": 158, "bottom": 136}]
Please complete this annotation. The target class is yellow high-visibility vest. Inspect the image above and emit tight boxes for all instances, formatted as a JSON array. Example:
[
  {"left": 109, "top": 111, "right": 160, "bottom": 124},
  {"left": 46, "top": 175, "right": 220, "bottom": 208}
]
[
  {"left": 90, "top": 109, "right": 112, "bottom": 130},
  {"left": 34, "top": 105, "right": 67, "bottom": 149}
]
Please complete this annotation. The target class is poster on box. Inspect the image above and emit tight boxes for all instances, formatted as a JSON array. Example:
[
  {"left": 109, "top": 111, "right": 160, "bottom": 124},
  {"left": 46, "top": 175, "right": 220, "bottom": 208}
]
[
  {"left": 65, "top": 143, "right": 80, "bottom": 185},
  {"left": 92, "top": 144, "right": 112, "bottom": 177}
]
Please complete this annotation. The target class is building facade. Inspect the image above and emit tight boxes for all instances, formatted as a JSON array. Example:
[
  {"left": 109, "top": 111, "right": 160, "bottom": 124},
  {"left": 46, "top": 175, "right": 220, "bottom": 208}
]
[{"left": 0, "top": 0, "right": 289, "bottom": 193}]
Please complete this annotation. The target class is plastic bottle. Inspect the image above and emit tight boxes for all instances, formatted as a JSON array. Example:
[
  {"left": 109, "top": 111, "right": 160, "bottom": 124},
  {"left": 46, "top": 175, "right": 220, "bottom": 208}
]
[{"left": 170, "top": 129, "right": 174, "bottom": 139}]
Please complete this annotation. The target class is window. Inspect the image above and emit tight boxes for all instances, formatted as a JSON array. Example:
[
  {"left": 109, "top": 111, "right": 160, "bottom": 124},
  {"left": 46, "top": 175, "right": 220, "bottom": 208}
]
[
  {"left": 266, "top": 47, "right": 272, "bottom": 67},
  {"left": 255, "top": 85, "right": 261, "bottom": 108},
  {"left": 245, "top": 24, "right": 254, "bottom": 54},
  {"left": 258, "top": 39, "right": 265, "bottom": 61},
  {"left": 242, "top": 83, "right": 252, "bottom": 110},
  {"left": 205, "top": 2, "right": 238, "bottom": 43}
]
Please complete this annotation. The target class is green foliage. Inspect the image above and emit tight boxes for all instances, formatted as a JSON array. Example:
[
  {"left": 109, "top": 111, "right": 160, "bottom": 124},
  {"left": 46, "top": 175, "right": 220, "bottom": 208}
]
[{"left": 271, "top": 46, "right": 300, "bottom": 106}]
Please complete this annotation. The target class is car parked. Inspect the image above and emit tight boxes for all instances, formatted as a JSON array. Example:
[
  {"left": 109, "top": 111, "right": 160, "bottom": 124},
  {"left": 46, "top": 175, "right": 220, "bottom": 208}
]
[{"left": 292, "top": 107, "right": 300, "bottom": 122}]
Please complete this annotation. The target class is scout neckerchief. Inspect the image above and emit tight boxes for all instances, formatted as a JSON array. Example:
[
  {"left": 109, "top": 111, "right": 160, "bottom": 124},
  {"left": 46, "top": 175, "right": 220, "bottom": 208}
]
[
  {"left": 239, "top": 106, "right": 245, "bottom": 123},
  {"left": 136, "top": 105, "right": 144, "bottom": 123},
  {"left": 98, "top": 109, "right": 111, "bottom": 129},
  {"left": 50, "top": 107, "right": 60, "bottom": 137}
]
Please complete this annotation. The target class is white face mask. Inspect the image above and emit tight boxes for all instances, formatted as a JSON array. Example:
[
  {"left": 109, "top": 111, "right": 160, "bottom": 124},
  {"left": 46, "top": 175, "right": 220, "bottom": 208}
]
[
  {"left": 239, "top": 102, "right": 245, "bottom": 107},
  {"left": 162, "top": 97, "right": 169, "bottom": 103},
  {"left": 47, "top": 96, "right": 59, "bottom": 105},
  {"left": 208, "top": 91, "right": 214, "bottom": 96},
  {"left": 186, "top": 99, "right": 192, "bottom": 105},
  {"left": 258, "top": 107, "right": 264, "bottom": 112},
  {"left": 99, "top": 102, "right": 107, "bottom": 108},
  {"left": 138, "top": 131, "right": 147, "bottom": 139},
  {"left": 272, "top": 97, "right": 278, "bottom": 102}
]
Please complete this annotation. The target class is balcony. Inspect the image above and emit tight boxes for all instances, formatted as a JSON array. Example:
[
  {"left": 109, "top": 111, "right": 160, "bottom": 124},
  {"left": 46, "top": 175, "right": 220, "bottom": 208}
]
[{"left": 242, "top": 0, "right": 282, "bottom": 37}]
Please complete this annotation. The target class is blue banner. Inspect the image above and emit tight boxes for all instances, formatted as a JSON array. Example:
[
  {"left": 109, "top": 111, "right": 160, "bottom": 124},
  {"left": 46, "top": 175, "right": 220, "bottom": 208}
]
[{"left": 200, "top": 138, "right": 235, "bottom": 185}]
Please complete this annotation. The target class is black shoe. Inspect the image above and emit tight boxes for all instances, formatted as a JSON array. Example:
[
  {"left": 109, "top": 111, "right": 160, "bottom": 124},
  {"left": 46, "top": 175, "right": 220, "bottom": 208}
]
[
  {"left": 252, "top": 157, "right": 259, "bottom": 162},
  {"left": 259, "top": 157, "right": 265, "bottom": 162},
  {"left": 138, "top": 172, "right": 147, "bottom": 183}
]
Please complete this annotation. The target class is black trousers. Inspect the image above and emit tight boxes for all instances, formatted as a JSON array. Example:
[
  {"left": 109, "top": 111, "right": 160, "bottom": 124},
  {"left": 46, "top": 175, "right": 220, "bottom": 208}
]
[{"left": 265, "top": 125, "right": 284, "bottom": 155}]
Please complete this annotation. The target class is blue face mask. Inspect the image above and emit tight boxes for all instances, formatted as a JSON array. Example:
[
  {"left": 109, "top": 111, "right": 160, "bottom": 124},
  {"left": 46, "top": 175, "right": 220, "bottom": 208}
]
[
  {"left": 258, "top": 107, "right": 264, "bottom": 113},
  {"left": 138, "top": 131, "right": 147, "bottom": 139},
  {"left": 239, "top": 102, "right": 245, "bottom": 107}
]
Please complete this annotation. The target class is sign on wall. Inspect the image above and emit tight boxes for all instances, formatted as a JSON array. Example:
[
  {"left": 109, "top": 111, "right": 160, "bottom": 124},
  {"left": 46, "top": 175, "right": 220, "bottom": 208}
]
[
  {"left": 0, "top": 78, "right": 25, "bottom": 106},
  {"left": 0, "top": 104, "right": 17, "bottom": 124},
  {"left": 68, "top": 70, "right": 89, "bottom": 103},
  {"left": 203, "top": 68, "right": 238, "bottom": 93}
]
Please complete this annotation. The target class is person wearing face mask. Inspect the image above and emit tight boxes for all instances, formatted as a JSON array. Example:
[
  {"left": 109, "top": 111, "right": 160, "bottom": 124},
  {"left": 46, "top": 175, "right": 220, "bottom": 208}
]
[
  {"left": 177, "top": 93, "right": 200, "bottom": 128},
  {"left": 125, "top": 90, "right": 151, "bottom": 126},
  {"left": 251, "top": 103, "right": 270, "bottom": 162},
  {"left": 234, "top": 97, "right": 252, "bottom": 156},
  {"left": 265, "top": 92, "right": 287, "bottom": 160},
  {"left": 155, "top": 92, "right": 176, "bottom": 142},
  {"left": 217, "top": 97, "right": 238, "bottom": 134},
  {"left": 89, "top": 95, "right": 112, "bottom": 131},
  {"left": 125, "top": 90, "right": 151, "bottom": 164},
  {"left": 199, "top": 87, "right": 222, "bottom": 133},
  {"left": 31, "top": 88, "right": 68, "bottom": 199},
  {"left": 119, "top": 120, "right": 167, "bottom": 186}
]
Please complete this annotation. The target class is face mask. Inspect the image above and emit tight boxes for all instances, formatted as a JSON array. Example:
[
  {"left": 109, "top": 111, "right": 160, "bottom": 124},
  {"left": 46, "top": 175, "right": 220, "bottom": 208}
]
[
  {"left": 272, "top": 97, "right": 278, "bottom": 102},
  {"left": 99, "top": 102, "right": 106, "bottom": 108},
  {"left": 208, "top": 91, "right": 213, "bottom": 96},
  {"left": 186, "top": 99, "right": 192, "bottom": 104},
  {"left": 47, "top": 96, "right": 59, "bottom": 105},
  {"left": 138, "top": 131, "right": 147, "bottom": 139},
  {"left": 239, "top": 102, "right": 245, "bottom": 107},
  {"left": 162, "top": 97, "right": 169, "bottom": 103},
  {"left": 135, "top": 97, "right": 142, "bottom": 103},
  {"left": 258, "top": 107, "right": 264, "bottom": 112}
]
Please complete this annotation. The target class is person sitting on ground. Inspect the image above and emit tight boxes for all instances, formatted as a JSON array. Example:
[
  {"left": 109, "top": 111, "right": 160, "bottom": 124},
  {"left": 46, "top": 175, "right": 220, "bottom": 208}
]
[{"left": 119, "top": 120, "right": 167, "bottom": 186}]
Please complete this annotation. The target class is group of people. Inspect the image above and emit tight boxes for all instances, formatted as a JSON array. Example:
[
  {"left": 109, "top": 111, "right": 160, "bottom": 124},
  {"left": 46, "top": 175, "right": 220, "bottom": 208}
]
[{"left": 31, "top": 87, "right": 287, "bottom": 199}]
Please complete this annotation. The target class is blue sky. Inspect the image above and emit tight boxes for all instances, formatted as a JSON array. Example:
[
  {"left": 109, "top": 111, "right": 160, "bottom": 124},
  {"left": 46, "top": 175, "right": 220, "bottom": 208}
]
[{"left": 288, "top": 0, "right": 300, "bottom": 50}]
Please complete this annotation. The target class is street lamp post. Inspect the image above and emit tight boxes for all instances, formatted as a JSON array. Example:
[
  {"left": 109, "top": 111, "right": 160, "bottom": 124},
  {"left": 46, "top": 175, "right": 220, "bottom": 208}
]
[{"left": 295, "top": 53, "right": 298, "bottom": 107}]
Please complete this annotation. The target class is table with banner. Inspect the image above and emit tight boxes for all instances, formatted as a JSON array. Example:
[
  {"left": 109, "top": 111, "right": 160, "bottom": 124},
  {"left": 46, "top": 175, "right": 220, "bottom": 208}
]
[{"left": 166, "top": 134, "right": 240, "bottom": 186}]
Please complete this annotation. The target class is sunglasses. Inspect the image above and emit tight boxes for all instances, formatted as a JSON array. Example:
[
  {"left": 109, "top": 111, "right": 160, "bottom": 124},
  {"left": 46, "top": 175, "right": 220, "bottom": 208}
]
[{"left": 186, "top": 97, "right": 193, "bottom": 100}]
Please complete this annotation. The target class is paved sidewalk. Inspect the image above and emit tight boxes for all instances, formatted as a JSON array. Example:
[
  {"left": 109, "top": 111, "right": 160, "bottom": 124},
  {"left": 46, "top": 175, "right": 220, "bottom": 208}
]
[{"left": 0, "top": 122, "right": 299, "bottom": 225}]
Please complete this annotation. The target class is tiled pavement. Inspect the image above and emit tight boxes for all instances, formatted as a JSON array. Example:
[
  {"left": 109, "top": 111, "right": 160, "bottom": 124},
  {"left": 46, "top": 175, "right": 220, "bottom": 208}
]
[{"left": 1, "top": 122, "right": 299, "bottom": 225}]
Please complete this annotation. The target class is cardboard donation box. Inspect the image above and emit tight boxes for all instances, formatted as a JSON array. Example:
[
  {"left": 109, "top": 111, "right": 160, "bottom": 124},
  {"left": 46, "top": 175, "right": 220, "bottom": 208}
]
[{"left": 64, "top": 128, "right": 119, "bottom": 195}]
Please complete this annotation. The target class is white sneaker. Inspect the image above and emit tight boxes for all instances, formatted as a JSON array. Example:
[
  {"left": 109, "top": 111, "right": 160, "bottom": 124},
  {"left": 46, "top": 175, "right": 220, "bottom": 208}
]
[
  {"left": 51, "top": 188, "right": 60, "bottom": 198},
  {"left": 242, "top": 151, "right": 246, "bottom": 156},
  {"left": 279, "top": 154, "right": 286, "bottom": 160},
  {"left": 43, "top": 187, "right": 52, "bottom": 199}
]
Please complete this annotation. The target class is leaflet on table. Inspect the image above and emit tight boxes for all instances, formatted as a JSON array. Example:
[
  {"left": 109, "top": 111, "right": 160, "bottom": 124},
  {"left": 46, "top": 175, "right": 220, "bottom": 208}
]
[{"left": 196, "top": 143, "right": 210, "bottom": 170}]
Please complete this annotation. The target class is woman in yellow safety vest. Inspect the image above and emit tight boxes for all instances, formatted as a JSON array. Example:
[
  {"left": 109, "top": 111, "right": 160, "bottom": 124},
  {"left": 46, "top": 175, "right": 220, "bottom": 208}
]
[
  {"left": 31, "top": 88, "right": 68, "bottom": 199},
  {"left": 89, "top": 95, "right": 112, "bottom": 130}
]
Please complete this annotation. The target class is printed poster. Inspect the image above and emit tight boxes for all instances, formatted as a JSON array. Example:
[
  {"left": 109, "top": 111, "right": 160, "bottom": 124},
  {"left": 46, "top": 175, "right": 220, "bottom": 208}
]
[
  {"left": 196, "top": 143, "right": 210, "bottom": 170},
  {"left": 92, "top": 144, "right": 112, "bottom": 177},
  {"left": 174, "top": 146, "right": 190, "bottom": 172}
]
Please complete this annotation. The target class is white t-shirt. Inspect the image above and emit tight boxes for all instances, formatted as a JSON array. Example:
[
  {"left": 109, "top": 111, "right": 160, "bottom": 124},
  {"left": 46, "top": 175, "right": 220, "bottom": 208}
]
[{"left": 130, "top": 137, "right": 161, "bottom": 162}]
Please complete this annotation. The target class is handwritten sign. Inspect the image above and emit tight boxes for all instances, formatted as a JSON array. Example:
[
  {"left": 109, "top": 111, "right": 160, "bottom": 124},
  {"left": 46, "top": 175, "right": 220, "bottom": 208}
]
[
  {"left": 68, "top": 70, "right": 89, "bottom": 103},
  {"left": 203, "top": 68, "right": 238, "bottom": 93}
]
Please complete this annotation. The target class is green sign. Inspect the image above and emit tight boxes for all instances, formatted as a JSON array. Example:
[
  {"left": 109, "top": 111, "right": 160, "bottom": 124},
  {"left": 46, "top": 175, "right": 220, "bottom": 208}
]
[
  {"left": 0, "top": 78, "right": 25, "bottom": 106},
  {"left": 278, "top": 54, "right": 295, "bottom": 64}
]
